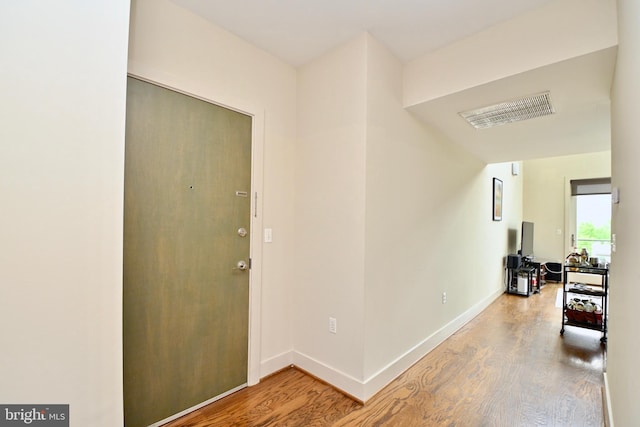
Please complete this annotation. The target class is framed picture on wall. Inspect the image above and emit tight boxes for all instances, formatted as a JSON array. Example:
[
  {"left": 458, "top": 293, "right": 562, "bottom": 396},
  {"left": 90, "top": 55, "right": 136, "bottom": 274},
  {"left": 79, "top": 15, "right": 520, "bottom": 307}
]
[{"left": 493, "top": 178, "right": 503, "bottom": 221}]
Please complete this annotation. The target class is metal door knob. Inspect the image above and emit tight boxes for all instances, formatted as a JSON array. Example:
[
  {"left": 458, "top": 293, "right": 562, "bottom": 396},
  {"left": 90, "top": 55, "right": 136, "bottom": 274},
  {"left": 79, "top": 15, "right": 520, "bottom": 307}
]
[
  {"left": 237, "top": 227, "right": 248, "bottom": 237},
  {"left": 235, "top": 260, "right": 248, "bottom": 271}
]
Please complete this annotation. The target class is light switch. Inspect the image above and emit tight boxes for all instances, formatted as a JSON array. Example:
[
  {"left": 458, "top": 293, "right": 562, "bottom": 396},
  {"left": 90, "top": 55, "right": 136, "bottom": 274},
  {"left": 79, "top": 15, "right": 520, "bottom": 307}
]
[{"left": 264, "top": 228, "right": 273, "bottom": 243}]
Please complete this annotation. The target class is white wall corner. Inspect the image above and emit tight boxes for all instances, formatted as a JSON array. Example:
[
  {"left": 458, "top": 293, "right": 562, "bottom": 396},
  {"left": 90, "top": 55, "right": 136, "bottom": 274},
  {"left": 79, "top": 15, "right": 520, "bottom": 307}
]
[
  {"left": 280, "top": 287, "right": 503, "bottom": 403},
  {"left": 292, "top": 351, "right": 366, "bottom": 401},
  {"left": 260, "top": 350, "right": 295, "bottom": 380}
]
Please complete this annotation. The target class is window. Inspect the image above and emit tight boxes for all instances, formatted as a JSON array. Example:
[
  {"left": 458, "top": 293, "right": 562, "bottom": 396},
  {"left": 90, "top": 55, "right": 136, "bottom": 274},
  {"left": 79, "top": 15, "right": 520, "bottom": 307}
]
[
  {"left": 570, "top": 178, "right": 611, "bottom": 262},
  {"left": 575, "top": 194, "right": 611, "bottom": 262}
]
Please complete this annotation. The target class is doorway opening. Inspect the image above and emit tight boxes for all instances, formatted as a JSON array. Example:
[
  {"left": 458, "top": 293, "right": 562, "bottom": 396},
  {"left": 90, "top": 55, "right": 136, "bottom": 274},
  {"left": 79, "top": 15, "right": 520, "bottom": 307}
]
[
  {"left": 568, "top": 177, "right": 612, "bottom": 263},
  {"left": 575, "top": 194, "right": 612, "bottom": 263}
]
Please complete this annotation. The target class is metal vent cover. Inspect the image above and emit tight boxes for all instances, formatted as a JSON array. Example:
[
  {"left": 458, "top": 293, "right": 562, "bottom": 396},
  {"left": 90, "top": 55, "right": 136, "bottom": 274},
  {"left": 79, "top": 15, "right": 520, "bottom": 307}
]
[{"left": 459, "top": 91, "right": 554, "bottom": 129}]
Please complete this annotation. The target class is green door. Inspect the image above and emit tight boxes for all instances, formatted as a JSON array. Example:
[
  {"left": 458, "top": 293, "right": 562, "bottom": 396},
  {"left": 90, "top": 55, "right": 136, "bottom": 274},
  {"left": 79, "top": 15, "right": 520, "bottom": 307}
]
[{"left": 123, "top": 77, "right": 252, "bottom": 427}]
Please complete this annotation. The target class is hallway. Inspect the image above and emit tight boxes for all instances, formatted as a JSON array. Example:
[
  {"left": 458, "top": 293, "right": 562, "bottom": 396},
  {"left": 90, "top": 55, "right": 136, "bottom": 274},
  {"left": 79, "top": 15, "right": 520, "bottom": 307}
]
[{"left": 165, "top": 283, "right": 605, "bottom": 426}]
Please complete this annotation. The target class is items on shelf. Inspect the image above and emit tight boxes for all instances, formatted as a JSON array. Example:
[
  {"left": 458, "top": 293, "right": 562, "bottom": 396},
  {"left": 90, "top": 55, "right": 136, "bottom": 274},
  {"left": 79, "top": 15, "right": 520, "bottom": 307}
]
[
  {"left": 565, "top": 248, "right": 608, "bottom": 269},
  {"left": 560, "top": 264, "right": 609, "bottom": 344},
  {"left": 565, "top": 296, "right": 603, "bottom": 325},
  {"left": 505, "top": 257, "right": 540, "bottom": 297}
]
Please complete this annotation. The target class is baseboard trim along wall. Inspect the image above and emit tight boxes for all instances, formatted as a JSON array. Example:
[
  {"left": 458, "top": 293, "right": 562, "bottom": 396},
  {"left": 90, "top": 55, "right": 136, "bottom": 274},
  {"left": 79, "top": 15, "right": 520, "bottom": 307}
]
[
  {"left": 260, "top": 287, "right": 504, "bottom": 402},
  {"left": 361, "top": 287, "right": 504, "bottom": 401},
  {"left": 259, "top": 350, "right": 294, "bottom": 379},
  {"left": 603, "top": 372, "right": 614, "bottom": 427},
  {"left": 293, "top": 351, "right": 365, "bottom": 401}
]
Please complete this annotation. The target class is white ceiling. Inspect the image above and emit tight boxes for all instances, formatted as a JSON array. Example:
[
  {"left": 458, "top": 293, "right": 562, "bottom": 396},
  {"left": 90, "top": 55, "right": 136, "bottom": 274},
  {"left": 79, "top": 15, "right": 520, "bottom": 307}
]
[
  {"left": 407, "top": 47, "right": 617, "bottom": 163},
  {"left": 169, "top": 0, "right": 615, "bottom": 163},
  {"left": 170, "top": 0, "right": 557, "bottom": 66}
]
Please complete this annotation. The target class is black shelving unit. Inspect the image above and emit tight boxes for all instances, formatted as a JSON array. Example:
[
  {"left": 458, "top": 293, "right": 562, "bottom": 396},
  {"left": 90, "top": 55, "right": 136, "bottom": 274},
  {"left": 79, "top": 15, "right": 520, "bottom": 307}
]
[
  {"left": 560, "top": 264, "right": 609, "bottom": 343},
  {"left": 506, "top": 264, "right": 539, "bottom": 296}
]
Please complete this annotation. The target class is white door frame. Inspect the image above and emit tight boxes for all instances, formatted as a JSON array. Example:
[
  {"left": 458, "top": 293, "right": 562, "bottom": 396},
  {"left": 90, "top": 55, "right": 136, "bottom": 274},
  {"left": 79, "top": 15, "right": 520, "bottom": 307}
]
[{"left": 564, "top": 177, "right": 577, "bottom": 257}]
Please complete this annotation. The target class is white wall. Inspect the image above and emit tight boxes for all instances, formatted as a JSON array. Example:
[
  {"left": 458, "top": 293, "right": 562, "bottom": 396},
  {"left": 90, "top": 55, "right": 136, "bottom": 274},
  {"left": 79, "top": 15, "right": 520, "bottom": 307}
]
[
  {"left": 294, "top": 34, "right": 368, "bottom": 386},
  {"left": 608, "top": 0, "right": 640, "bottom": 424},
  {"left": 363, "top": 35, "right": 523, "bottom": 386},
  {"left": 403, "top": 0, "right": 618, "bottom": 106},
  {"left": 128, "top": 0, "right": 298, "bottom": 379},
  {"left": 293, "top": 33, "right": 524, "bottom": 400},
  {"left": 523, "top": 152, "right": 611, "bottom": 262},
  {"left": 1, "top": 0, "right": 627, "bottom": 423},
  {"left": 0, "top": 1, "right": 130, "bottom": 425},
  {"left": 130, "top": 0, "right": 527, "bottom": 406}
]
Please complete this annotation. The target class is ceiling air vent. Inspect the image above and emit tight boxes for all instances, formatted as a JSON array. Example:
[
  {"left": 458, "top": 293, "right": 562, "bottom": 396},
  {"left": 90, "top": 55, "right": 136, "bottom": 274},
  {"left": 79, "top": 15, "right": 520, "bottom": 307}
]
[{"left": 459, "top": 91, "right": 554, "bottom": 129}]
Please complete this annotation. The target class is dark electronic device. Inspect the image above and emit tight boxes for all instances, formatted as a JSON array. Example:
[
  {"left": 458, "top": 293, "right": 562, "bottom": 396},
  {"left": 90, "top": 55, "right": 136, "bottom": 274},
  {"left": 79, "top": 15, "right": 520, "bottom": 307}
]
[
  {"left": 507, "top": 254, "right": 522, "bottom": 269},
  {"left": 519, "top": 221, "right": 535, "bottom": 261}
]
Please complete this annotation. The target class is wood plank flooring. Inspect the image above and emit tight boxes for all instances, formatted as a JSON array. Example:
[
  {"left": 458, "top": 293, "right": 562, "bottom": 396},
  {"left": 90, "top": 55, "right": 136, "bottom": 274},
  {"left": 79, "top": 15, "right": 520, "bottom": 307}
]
[{"left": 163, "top": 283, "right": 605, "bottom": 426}]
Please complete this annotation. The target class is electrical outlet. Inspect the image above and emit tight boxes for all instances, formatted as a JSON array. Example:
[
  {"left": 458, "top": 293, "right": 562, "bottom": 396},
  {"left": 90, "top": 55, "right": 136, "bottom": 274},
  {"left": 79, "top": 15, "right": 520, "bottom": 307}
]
[
  {"left": 329, "top": 317, "right": 337, "bottom": 334},
  {"left": 442, "top": 292, "right": 447, "bottom": 304}
]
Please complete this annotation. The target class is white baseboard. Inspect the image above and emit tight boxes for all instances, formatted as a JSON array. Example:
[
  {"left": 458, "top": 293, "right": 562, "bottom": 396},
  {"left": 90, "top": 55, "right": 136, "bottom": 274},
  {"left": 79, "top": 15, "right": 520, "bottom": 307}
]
[
  {"left": 259, "top": 349, "right": 294, "bottom": 378},
  {"left": 603, "top": 372, "right": 614, "bottom": 427},
  {"left": 293, "top": 351, "right": 365, "bottom": 400},
  {"left": 362, "top": 287, "right": 504, "bottom": 401},
  {"left": 259, "top": 287, "right": 504, "bottom": 403}
]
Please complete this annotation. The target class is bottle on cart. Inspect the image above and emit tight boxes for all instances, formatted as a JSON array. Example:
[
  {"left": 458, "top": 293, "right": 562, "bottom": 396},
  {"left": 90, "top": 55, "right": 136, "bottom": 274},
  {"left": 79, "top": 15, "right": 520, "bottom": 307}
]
[{"left": 580, "top": 248, "right": 589, "bottom": 265}]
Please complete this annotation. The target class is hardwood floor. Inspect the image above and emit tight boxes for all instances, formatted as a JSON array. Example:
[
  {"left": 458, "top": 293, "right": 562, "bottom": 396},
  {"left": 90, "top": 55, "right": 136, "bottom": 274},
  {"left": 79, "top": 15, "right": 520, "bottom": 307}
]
[{"left": 163, "top": 283, "right": 605, "bottom": 426}]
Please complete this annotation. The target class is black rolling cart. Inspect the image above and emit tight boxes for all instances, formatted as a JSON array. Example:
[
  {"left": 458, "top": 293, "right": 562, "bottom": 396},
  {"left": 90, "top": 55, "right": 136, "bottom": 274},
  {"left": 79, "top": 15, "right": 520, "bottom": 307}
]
[{"left": 560, "top": 264, "right": 609, "bottom": 343}]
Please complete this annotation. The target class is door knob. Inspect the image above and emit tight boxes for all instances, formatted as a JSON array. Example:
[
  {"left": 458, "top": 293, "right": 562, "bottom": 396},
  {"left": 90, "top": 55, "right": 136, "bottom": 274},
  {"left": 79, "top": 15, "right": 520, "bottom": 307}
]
[
  {"left": 237, "top": 227, "right": 248, "bottom": 237},
  {"left": 235, "top": 260, "right": 248, "bottom": 271}
]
